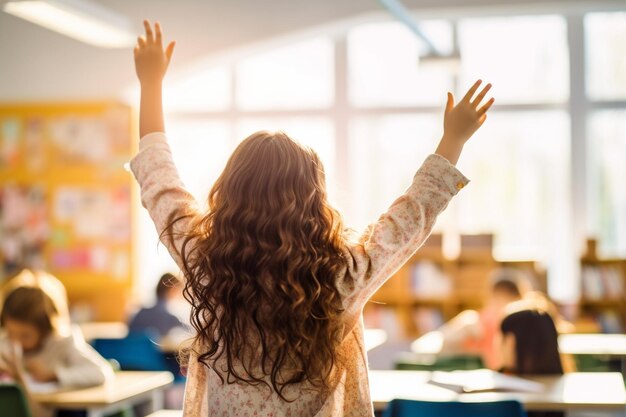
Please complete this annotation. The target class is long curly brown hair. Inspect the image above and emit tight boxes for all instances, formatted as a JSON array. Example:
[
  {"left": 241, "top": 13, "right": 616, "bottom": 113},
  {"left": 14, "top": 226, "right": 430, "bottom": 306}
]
[{"left": 167, "top": 131, "right": 347, "bottom": 400}]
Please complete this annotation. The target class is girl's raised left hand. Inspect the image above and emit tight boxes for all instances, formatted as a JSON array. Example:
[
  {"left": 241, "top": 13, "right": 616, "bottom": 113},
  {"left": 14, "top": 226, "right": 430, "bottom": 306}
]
[{"left": 134, "top": 20, "right": 176, "bottom": 86}]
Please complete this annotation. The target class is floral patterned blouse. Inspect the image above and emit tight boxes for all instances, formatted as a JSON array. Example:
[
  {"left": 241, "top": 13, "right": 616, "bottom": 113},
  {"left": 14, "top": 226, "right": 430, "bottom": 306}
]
[{"left": 130, "top": 132, "right": 469, "bottom": 417}]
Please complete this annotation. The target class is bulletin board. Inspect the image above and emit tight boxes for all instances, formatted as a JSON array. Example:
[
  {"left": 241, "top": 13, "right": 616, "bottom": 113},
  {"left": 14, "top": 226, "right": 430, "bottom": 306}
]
[{"left": 0, "top": 103, "right": 136, "bottom": 320}]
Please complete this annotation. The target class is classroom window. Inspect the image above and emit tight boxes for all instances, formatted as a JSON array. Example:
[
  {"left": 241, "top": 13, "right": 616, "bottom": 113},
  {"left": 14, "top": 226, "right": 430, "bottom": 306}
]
[
  {"left": 163, "top": 65, "right": 231, "bottom": 112},
  {"left": 585, "top": 12, "right": 626, "bottom": 100},
  {"left": 456, "top": 111, "right": 571, "bottom": 261},
  {"left": 457, "top": 15, "right": 569, "bottom": 104},
  {"left": 347, "top": 20, "right": 455, "bottom": 107},
  {"left": 235, "top": 38, "right": 334, "bottom": 110},
  {"left": 587, "top": 111, "right": 626, "bottom": 257},
  {"left": 347, "top": 114, "right": 441, "bottom": 232}
]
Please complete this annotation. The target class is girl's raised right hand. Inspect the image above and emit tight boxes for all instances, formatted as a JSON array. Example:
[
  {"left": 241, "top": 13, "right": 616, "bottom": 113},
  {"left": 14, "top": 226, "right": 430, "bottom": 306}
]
[
  {"left": 134, "top": 19, "right": 176, "bottom": 86},
  {"left": 443, "top": 80, "right": 494, "bottom": 145},
  {"left": 434, "top": 80, "right": 494, "bottom": 165}
]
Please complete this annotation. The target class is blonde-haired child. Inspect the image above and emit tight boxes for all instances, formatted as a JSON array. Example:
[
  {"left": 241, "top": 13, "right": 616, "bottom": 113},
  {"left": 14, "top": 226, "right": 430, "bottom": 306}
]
[
  {"left": 132, "top": 20, "right": 494, "bottom": 417},
  {"left": 0, "top": 269, "right": 113, "bottom": 415}
]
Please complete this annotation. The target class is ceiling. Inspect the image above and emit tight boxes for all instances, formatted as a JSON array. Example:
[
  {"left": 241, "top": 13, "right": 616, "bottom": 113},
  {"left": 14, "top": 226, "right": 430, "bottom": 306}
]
[{"left": 0, "top": 0, "right": 622, "bottom": 101}]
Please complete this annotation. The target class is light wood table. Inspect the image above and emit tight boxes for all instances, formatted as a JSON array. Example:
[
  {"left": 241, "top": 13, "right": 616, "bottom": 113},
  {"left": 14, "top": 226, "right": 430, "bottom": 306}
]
[
  {"left": 412, "top": 332, "right": 626, "bottom": 357},
  {"left": 32, "top": 371, "right": 174, "bottom": 417},
  {"left": 369, "top": 370, "right": 626, "bottom": 412},
  {"left": 558, "top": 333, "right": 626, "bottom": 356},
  {"left": 146, "top": 411, "right": 182, "bottom": 417},
  {"left": 559, "top": 333, "right": 626, "bottom": 374},
  {"left": 79, "top": 321, "right": 128, "bottom": 342}
]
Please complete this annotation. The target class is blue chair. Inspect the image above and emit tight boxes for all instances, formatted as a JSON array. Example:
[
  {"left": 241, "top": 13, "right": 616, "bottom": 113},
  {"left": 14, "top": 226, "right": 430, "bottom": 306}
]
[
  {"left": 92, "top": 332, "right": 170, "bottom": 372},
  {"left": 382, "top": 399, "right": 527, "bottom": 417},
  {"left": 0, "top": 384, "right": 32, "bottom": 417}
]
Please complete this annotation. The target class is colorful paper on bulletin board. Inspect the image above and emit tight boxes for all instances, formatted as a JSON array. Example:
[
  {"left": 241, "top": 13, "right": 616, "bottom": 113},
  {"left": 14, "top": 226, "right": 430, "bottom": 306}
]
[
  {"left": 53, "top": 186, "right": 130, "bottom": 241},
  {"left": 48, "top": 108, "right": 131, "bottom": 168},
  {"left": 1, "top": 118, "right": 22, "bottom": 169},
  {"left": 0, "top": 185, "right": 48, "bottom": 276},
  {"left": 0, "top": 103, "right": 133, "bottom": 284}
]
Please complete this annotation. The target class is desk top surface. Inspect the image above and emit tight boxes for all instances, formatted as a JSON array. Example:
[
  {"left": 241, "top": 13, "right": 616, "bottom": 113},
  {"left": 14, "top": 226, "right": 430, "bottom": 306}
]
[
  {"left": 412, "top": 331, "right": 626, "bottom": 356},
  {"left": 558, "top": 333, "right": 626, "bottom": 355},
  {"left": 31, "top": 371, "right": 174, "bottom": 408},
  {"left": 369, "top": 370, "right": 626, "bottom": 411}
]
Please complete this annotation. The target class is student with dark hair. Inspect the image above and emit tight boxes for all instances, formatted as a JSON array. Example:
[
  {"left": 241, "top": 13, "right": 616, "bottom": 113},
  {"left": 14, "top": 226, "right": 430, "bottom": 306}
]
[
  {"left": 500, "top": 308, "right": 563, "bottom": 375},
  {"left": 128, "top": 272, "right": 187, "bottom": 338},
  {"left": 437, "top": 269, "right": 524, "bottom": 368},
  {"left": 499, "top": 304, "right": 564, "bottom": 417}
]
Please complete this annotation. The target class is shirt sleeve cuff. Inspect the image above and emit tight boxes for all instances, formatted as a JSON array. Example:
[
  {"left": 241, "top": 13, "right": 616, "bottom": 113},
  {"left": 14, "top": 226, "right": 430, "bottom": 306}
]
[
  {"left": 139, "top": 131, "right": 168, "bottom": 150},
  {"left": 417, "top": 154, "right": 470, "bottom": 195}
]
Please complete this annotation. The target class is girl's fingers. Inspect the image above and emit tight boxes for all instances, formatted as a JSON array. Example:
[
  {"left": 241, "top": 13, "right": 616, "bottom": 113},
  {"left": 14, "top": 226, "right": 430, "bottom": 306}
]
[
  {"left": 445, "top": 92, "right": 455, "bottom": 113},
  {"left": 143, "top": 19, "right": 153, "bottom": 43},
  {"left": 477, "top": 97, "right": 495, "bottom": 115},
  {"left": 155, "top": 21, "right": 163, "bottom": 46},
  {"left": 462, "top": 79, "right": 482, "bottom": 103},
  {"left": 137, "top": 36, "right": 146, "bottom": 47},
  {"left": 472, "top": 83, "right": 492, "bottom": 108},
  {"left": 165, "top": 41, "right": 176, "bottom": 61}
]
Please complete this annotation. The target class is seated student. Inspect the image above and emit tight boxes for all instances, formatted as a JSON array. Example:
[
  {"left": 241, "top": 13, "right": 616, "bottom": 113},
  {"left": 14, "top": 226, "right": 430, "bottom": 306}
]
[
  {"left": 499, "top": 301, "right": 563, "bottom": 417},
  {"left": 0, "top": 269, "right": 114, "bottom": 417},
  {"left": 438, "top": 269, "right": 524, "bottom": 369},
  {"left": 128, "top": 272, "right": 188, "bottom": 339}
]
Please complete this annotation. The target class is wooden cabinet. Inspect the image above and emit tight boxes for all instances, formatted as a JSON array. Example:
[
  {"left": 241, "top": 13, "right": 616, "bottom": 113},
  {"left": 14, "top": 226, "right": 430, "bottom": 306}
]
[{"left": 364, "top": 233, "right": 546, "bottom": 338}]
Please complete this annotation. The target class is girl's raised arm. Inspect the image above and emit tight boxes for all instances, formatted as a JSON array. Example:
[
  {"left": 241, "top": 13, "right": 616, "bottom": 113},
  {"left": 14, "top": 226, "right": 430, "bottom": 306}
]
[
  {"left": 134, "top": 20, "right": 176, "bottom": 138},
  {"left": 343, "top": 81, "right": 494, "bottom": 316},
  {"left": 131, "top": 21, "right": 200, "bottom": 270}
]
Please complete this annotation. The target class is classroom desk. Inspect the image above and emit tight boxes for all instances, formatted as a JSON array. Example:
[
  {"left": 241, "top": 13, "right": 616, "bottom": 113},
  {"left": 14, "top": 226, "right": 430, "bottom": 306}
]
[
  {"left": 146, "top": 411, "right": 182, "bottom": 417},
  {"left": 412, "top": 331, "right": 626, "bottom": 356},
  {"left": 79, "top": 321, "right": 128, "bottom": 342},
  {"left": 558, "top": 333, "right": 626, "bottom": 356},
  {"left": 369, "top": 370, "right": 626, "bottom": 412},
  {"left": 31, "top": 371, "right": 174, "bottom": 417}
]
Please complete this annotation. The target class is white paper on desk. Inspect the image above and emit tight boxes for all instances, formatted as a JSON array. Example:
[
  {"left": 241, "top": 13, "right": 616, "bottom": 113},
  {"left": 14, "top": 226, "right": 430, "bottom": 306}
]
[
  {"left": 428, "top": 369, "right": 544, "bottom": 394},
  {"left": 23, "top": 374, "right": 61, "bottom": 394}
]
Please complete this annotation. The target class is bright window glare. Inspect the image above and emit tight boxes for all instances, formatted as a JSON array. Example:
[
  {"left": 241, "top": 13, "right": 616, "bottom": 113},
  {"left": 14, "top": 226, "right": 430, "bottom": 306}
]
[
  {"left": 458, "top": 15, "right": 569, "bottom": 104},
  {"left": 457, "top": 111, "right": 571, "bottom": 262},
  {"left": 585, "top": 12, "right": 626, "bottom": 100},
  {"left": 587, "top": 111, "right": 626, "bottom": 257},
  {"left": 348, "top": 21, "right": 454, "bottom": 107},
  {"left": 164, "top": 66, "right": 231, "bottom": 112},
  {"left": 235, "top": 38, "right": 334, "bottom": 110},
  {"left": 348, "top": 114, "right": 441, "bottom": 232}
]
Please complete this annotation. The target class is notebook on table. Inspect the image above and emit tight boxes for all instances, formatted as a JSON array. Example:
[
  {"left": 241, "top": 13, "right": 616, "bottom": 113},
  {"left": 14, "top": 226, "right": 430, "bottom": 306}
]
[{"left": 427, "top": 369, "right": 544, "bottom": 394}]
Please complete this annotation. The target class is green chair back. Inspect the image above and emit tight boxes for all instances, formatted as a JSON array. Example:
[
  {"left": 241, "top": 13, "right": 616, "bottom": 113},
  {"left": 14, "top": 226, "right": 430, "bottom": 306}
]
[{"left": 0, "top": 384, "right": 32, "bottom": 417}]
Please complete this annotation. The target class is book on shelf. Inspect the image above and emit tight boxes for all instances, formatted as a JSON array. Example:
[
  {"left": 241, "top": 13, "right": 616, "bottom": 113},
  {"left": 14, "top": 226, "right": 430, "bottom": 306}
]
[
  {"left": 581, "top": 265, "right": 624, "bottom": 300},
  {"left": 412, "top": 307, "right": 444, "bottom": 334},
  {"left": 410, "top": 261, "right": 452, "bottom": 298}
]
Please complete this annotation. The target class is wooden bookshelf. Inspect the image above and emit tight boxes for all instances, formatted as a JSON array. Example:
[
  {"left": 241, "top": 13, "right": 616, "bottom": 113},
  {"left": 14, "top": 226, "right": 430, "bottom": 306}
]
[
  {"left": 364, "top": 233, "right": 546, "bottom": 338},
  {"left": 579, "top": 239, "right": 626, "bottom": 332}
]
